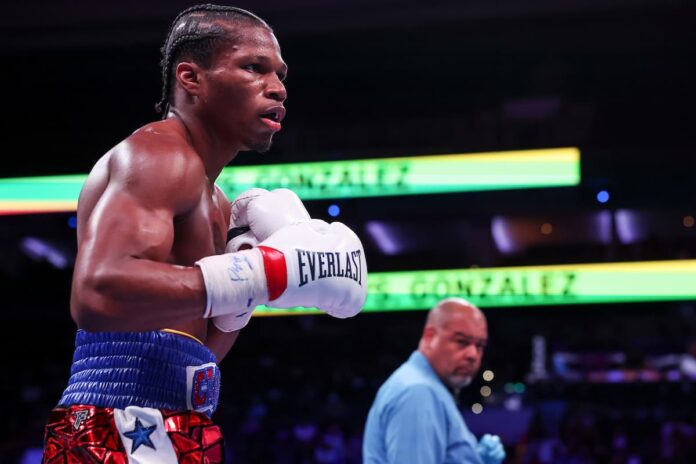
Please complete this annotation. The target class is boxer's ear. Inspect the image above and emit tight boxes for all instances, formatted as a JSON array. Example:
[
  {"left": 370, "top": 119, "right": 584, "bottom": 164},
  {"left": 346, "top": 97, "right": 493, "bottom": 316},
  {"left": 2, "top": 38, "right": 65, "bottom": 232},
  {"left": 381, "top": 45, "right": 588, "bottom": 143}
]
[{"left": 175, "top": 61, "right": 204, "bottom": 97}]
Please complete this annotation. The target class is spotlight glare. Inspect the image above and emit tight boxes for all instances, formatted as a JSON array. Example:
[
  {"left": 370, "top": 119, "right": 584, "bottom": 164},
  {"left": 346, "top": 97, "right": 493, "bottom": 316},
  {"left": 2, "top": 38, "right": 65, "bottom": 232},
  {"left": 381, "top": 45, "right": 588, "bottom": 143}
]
[
  {"left": 328, "top": 204, "right": 340, "bottom": 217},
  {"left": 596, "top": 190, "right": 610, "bottom": 204}
]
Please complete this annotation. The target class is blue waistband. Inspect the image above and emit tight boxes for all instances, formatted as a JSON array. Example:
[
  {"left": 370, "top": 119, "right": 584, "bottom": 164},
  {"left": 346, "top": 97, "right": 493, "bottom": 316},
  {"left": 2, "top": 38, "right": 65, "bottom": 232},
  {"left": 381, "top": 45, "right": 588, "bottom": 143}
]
[{"left": 58, "top": 330, "right": 220, "bottom": 416}]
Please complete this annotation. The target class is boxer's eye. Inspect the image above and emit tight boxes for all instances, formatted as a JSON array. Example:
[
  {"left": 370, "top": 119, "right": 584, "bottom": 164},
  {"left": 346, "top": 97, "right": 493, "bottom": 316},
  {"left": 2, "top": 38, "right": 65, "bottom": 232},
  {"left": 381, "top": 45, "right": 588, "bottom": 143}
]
[{"left": 243, "top": 63, "right": 261, "bottom": 73}]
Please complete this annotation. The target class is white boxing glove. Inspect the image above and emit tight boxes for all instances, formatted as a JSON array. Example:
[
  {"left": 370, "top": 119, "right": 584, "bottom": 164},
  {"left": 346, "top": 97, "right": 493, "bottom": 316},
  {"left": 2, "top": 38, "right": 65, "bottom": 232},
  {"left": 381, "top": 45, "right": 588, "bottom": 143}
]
[
  {"left": 196, "top": 219, "right": 367, "bottom": 326},
  {"left": 226, "top": 226, "right": 257, "bottom": 253},
  {"left": 261, "top": 220, "right": 367, "bottom": 318},
  {"left": 225, "top": 187, "right": 268, "bottom": 253},
  {"left": 232, "top": 188, "right": 311, "bottom": 243},
  {"left": 212, "top": 188, "right": 312, "bottom": 331}
]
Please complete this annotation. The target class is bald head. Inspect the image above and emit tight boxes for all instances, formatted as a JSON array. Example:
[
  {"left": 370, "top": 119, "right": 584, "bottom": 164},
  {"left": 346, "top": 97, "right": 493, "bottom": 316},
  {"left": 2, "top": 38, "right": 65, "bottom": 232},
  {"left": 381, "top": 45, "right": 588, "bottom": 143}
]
[
  {"left": 424, "top": 297, "right": 487, "bottom": 331},
  {"left": 419, "top": 298, "right": 488, "bottom": 391}
]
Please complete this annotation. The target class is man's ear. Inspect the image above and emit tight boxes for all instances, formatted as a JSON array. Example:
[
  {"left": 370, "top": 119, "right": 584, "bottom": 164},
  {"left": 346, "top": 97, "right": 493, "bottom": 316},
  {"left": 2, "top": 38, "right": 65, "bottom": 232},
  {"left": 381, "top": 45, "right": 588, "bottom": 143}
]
[
  {"left": 175, "top": 61, "right": 204, "bottom": 97},
  {"left": 421, "top": 326, "right": 436, "bottom": 349}
]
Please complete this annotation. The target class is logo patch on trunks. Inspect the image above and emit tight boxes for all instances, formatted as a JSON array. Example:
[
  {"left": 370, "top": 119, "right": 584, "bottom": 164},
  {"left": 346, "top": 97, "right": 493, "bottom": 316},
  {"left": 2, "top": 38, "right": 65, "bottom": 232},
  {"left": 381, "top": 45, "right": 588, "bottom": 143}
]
[
  {"left": 185, "top": 363, "right": 220, "bottom": 414},
  {"left": 73, "top": 409, "right": 90, "bottom": 430}
]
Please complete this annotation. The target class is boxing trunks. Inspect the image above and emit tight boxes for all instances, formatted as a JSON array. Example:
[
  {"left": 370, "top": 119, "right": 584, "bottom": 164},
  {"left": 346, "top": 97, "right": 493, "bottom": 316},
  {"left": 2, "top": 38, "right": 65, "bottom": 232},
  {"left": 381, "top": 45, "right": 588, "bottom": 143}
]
[{"left": 43, "top": 330, "right": 224, "bottom": 463}]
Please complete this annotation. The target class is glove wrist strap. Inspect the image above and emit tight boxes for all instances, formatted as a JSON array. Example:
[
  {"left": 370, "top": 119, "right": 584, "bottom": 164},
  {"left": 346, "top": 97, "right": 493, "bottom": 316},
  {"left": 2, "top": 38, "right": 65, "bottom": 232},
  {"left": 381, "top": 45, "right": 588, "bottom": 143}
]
[{"left": 195, "top": 249, "right": 269, "bottom": 318}]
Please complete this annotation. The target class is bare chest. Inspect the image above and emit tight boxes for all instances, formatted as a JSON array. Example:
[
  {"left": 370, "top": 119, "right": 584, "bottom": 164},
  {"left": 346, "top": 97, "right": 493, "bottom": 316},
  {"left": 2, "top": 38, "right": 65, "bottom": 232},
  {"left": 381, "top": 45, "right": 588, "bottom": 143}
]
[{"left": 170, "top": 192, "right": 228, "bottom": 265}]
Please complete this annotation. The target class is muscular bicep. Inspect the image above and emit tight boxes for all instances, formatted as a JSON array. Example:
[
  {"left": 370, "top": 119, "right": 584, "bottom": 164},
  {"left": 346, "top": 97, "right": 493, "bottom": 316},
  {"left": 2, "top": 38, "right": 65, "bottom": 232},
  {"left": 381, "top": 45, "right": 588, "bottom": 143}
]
[
  {"left": 77, "top": 142, "right": 205, "bottom": 266},
  {"left": 70, "top": 143, "right": 209, "bottom": 330},
  {"left": 80, "top": 185, "right": 176, "bottom": 265}
]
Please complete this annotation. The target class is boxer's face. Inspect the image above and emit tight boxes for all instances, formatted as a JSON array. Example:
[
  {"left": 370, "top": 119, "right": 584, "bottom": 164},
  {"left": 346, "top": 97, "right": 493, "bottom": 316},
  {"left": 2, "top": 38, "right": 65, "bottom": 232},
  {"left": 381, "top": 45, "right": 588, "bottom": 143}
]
[
  {"left": 425, "top": 312, "right": 487, "bottom": 390},
  {"left": 202, "top": 24, "right": 287, "bottom": 153}
]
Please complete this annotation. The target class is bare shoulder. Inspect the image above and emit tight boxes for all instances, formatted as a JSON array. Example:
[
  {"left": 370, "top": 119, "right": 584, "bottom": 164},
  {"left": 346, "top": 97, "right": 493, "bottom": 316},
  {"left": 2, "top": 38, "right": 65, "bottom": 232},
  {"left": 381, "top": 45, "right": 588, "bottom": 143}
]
[
  {"left": 107, "top": 119, "right": 206, "bottom": 213},
  {"left": 214, "top": 183, "right": 231, "bottom": 227}
]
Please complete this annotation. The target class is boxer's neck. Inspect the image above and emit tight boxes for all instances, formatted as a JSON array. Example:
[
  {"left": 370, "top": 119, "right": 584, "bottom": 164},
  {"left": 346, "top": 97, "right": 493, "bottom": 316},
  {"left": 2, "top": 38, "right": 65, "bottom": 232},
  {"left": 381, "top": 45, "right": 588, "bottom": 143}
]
[{"left": 168, "top": 110, "right": 240, "bottom": 181}]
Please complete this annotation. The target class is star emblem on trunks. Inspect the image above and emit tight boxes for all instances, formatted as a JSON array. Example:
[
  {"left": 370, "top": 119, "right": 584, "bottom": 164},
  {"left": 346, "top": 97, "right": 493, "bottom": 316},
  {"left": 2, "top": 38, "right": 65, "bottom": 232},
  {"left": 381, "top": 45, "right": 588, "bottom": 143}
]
[{"left": 123, "top": 418, "right": 157, "bottom": 453}]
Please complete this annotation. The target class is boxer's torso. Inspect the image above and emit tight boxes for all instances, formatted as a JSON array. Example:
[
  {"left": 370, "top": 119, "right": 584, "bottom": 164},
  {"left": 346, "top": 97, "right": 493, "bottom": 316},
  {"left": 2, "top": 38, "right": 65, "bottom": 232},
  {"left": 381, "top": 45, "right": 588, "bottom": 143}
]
[{"left": 74, "top": 118, "right": 230, "bottom": 342}]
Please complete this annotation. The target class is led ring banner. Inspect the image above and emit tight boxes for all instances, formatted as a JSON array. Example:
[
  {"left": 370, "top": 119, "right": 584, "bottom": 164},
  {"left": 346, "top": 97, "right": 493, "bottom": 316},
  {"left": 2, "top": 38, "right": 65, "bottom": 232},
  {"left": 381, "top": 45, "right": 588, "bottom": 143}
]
[
  {"left": 253, "top": 259, "right": 696, "bottom": 316},
  {"left": 0, "top": 147, "right": 579, "bottom": 215}
]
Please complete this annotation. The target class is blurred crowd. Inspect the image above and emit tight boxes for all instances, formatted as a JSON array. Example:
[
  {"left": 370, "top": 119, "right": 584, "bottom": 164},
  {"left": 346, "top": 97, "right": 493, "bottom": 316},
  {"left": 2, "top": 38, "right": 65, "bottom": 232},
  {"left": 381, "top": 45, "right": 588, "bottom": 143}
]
[{"left": 3, "top": 311, "right": 696, "bottom": 464}]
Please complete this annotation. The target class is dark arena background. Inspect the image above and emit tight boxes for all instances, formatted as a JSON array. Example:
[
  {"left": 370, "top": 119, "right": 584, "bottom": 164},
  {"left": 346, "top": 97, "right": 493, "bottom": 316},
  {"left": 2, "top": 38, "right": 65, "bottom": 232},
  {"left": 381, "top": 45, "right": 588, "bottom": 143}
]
[{"left": 2, "top": 1, "right": 696, "bottom": 462}]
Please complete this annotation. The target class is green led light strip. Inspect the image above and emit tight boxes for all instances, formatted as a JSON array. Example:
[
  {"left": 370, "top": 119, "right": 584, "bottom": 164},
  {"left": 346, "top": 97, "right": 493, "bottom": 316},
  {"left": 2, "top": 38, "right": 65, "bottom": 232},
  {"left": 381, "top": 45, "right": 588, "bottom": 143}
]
[
  {"left": 217, "top": 147, "right": 580, "bottom": 200},
  {"left": 253, "top": 259, "right": 696, "bottom": 316},
  {"left": 0, "top": 147, "right": 579, "bottom": 215}
]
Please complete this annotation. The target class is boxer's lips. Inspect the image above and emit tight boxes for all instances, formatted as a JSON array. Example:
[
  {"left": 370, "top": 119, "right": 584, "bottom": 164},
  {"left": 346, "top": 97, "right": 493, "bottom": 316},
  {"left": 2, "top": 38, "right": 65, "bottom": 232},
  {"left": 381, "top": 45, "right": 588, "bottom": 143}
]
[{"left": 259, "top": 106, "right": 285, "bottom": 132}]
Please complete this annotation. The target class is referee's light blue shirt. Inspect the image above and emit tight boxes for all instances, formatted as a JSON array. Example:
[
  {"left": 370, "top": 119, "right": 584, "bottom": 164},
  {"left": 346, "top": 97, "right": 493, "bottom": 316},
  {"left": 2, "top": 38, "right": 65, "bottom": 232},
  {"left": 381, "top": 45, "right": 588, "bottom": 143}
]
[{"left": 363, "top": 351, "right": 482, "bottom": 464}]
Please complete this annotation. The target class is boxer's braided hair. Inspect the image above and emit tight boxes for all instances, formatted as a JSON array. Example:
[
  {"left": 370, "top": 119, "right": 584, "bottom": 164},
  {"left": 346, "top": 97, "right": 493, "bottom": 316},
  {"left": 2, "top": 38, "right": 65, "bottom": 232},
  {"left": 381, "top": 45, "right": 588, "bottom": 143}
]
[{"left": 155, "top": 4, "right": 270, "bottom": 117}]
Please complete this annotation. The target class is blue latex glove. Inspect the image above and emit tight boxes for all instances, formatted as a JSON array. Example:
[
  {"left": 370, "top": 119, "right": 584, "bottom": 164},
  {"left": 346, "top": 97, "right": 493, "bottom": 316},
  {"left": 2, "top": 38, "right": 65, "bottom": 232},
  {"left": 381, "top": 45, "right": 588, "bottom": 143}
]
[{"left": 476, "top": 434, "right": 506, "bottom": 464}]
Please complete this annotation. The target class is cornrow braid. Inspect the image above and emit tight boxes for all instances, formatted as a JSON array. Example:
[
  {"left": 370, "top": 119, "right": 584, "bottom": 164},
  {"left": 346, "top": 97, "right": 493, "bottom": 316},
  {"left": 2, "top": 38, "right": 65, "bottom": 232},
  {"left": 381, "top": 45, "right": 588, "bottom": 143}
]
[{"left": 155, "top": 4, "right": 270, "bottom": 117}]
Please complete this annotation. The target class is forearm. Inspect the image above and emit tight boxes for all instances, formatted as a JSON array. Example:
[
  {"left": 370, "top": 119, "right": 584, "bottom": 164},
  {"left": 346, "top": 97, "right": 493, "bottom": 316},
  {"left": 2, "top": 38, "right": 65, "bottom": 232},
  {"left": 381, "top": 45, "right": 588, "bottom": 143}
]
[
  {"left": 204, "top": 321, "right": 241, "bottom": 361},
  {"left": 72, "top": 257, "right": 207, "bottom": 331}
]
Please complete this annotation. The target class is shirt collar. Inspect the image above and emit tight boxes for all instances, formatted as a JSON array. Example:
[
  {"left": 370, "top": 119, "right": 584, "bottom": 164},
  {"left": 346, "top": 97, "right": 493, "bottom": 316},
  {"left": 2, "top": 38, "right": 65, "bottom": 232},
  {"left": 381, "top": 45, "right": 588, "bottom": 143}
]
[
  {"left": 408, "top": 350, "right": 439, "bottom": 381},
  {"left": 409, "top": 350, "right": 459, "bottom": 399}
]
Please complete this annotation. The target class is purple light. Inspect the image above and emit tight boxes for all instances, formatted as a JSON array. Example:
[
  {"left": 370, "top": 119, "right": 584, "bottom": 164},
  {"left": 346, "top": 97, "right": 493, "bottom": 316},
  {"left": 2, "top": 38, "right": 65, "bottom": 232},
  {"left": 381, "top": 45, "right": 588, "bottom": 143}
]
[
  {"left": 20, "top": 237, "right": 68, "bottom": 269},
  {"left": 615, "top": 209, "right": 647, "bottom": 244},
  {"left": 594, "top": 211, "right": 613, "bottom": 244},
  {"left": 491, "top": 216, "right": 518, "bottom": 254},
  {"left": 366, "top": 221, "right": 403, "bottom": 255},
  {"left": 605, "top": 370, "right": 624, "bottom": 383}
]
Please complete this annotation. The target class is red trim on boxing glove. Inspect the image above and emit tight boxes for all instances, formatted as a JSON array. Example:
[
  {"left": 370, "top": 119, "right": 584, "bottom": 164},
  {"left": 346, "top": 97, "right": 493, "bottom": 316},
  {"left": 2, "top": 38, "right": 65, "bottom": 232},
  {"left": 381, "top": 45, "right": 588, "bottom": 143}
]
[{"left": 257, "top": 246, "right": 287, "bottom": 301}]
